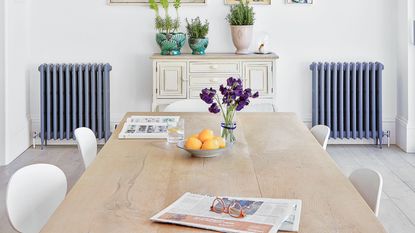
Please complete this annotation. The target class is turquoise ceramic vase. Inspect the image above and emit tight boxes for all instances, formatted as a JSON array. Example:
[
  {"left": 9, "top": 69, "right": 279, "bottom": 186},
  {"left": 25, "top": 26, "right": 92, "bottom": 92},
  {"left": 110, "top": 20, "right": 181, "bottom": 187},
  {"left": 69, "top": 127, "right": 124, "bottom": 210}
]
[
  {"left": 156, "top": 32, "right": 186, "bottom": 56},
  {"left": 188, "top": 37, "right": 209, "bottom": 55}
]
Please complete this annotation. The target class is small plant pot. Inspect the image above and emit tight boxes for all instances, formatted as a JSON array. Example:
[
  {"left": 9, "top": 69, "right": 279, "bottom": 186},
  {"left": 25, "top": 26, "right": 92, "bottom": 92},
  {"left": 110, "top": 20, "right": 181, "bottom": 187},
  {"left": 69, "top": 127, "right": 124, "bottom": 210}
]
[
  {"left": 188, "top": 37, "right": 209, "bottom": 55},
  {"left": 230, "top": 25, "right": 253, "bottom": 55},
  {"left": 156, "top": 32, "right": 186, "bottom": 56}
]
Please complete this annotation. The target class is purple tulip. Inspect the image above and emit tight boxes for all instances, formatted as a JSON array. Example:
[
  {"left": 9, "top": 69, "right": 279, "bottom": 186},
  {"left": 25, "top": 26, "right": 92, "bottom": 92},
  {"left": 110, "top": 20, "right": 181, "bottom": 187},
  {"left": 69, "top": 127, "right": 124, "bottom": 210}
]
[{"left": 209, "top": 103, "right": 221, "bottom": 113}]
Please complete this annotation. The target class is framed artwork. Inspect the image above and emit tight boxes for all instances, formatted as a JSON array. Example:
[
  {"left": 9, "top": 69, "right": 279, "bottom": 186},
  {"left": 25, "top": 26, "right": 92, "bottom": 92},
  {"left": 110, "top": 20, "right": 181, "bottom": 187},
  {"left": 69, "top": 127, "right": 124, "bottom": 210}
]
[
  {"left": 286, "top": 0, "right": 313, "bottom": 4},
  {"left": 225, "top": 0, "right": 271, "bottom": 5},
  {"left": 109, "top": 0, "right": 206, "bottom": 5}
]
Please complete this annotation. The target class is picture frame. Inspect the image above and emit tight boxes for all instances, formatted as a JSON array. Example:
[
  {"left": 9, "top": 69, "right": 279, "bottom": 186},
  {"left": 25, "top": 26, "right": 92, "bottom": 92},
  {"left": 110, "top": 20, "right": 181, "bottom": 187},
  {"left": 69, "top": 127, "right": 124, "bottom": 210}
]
[
  {"left": 224, "top": 0, "right": 271, "bottom": 5},
  {"left": 108, "top": 0, "right": 207, "bottom": 5}
]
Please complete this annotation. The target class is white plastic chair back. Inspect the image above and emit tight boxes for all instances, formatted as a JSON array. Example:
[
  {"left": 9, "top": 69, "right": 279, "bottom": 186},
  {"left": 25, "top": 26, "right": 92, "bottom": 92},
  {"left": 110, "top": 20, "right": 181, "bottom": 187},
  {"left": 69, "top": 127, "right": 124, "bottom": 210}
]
[
  {"left": 241, "top": 103, "right": 275, "bottom": 112},
  {"left": 349, "top": 168, "right": 383, "bottom": 217},
  {"left": 6, "top": 164, "right": 67, "bottom": 233},
  {"left": 163, "top": 99, "right": 208, "bottom": 112},
  {"left": 74, "top": 127, "right": 97, "bottom": 168},
  {"left": 310, "top": 125, "right": 330, "bottom": 150}
]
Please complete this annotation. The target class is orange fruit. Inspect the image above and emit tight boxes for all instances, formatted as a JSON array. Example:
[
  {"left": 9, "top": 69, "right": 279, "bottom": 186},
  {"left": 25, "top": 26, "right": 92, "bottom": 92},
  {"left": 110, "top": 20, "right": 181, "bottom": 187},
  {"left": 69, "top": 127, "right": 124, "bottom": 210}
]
[
  {"left": 185, "top": 137, "right": 202, "bottom": 150},
  {"left": 198, "top": 129, "right": 214, "bottom": 142},
  {"left": 201, "top": 139, "right": 220, "bottom": 150},
  {"left": 186, "top": 134, "right": 199, "bottom": 141},
  {"left": 214, "top": 136, "right": 226, "bottom": 148}
]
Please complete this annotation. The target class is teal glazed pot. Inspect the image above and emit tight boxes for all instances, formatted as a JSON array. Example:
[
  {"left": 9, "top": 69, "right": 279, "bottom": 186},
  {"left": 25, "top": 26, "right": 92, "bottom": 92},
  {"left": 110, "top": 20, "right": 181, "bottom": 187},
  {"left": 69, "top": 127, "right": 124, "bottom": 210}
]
[
  {"left": 156, "top": 32, "right": 186, "bottom": 56},
  {"left": 189, "top": 37, "right": 209, "bottom": 55}
]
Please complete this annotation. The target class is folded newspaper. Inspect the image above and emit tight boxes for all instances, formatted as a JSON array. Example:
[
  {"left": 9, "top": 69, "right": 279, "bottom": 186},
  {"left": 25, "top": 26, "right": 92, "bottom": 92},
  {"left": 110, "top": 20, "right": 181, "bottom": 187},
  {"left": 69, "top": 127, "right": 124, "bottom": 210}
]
[
  {"left": 151, "top": 193, "right": 302, "bottom": 233},
  {"left": 118, "top": 116, "right": 180, "bottom": 139}
]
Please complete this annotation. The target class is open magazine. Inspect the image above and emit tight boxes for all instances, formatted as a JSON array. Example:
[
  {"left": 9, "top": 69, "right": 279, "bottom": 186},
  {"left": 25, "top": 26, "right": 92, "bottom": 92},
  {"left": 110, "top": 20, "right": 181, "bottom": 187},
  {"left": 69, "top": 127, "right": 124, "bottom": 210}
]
[
  {"left": 118, "top": 116, "right": 179, "bottom": 139},
  {"left": 151, "top": 193, "right": 302, "bottom": 233}
]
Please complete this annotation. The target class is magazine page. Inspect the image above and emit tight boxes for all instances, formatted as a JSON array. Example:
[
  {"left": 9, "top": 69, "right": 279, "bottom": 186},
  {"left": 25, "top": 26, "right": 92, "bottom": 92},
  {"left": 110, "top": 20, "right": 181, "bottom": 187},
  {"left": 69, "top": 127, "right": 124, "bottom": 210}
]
[
  {"left": 118, "top": 116, "right": 179, "bottom": 139},
  {"left": 118, "top": 123, "right": 169, "bottom": 139},
  {"left": 126, "top": 116, "right": 180, "bottom": 124},
  {"left": 151, "top": 193, "right": 301, "bottom": 233}
]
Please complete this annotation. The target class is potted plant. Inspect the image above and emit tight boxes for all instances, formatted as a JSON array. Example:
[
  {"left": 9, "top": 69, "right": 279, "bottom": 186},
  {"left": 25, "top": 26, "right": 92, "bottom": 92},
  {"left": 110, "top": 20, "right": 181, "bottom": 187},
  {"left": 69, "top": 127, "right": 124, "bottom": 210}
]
[
  {"left": 226, "top": 0, "right": 255, "bottom": 54},
  {"left": 149, "top": 0, "right": 186, "bottom": 55},
  {"left": 186, "top": 17, "right": 209, "bottom": 55},
  {"left": 200, "top": 77, "right": 259, "bottom": 144}
]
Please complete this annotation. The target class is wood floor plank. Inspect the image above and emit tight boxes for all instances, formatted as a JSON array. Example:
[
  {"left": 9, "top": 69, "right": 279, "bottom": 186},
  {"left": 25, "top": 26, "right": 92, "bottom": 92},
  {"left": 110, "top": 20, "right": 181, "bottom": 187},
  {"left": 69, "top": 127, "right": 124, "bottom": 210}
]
[
  {"left": 379, "top": 194, "right": 415, "bottom": 233},
  {"left": 329, "top": 145, "right": 415, "bottom": 233}
]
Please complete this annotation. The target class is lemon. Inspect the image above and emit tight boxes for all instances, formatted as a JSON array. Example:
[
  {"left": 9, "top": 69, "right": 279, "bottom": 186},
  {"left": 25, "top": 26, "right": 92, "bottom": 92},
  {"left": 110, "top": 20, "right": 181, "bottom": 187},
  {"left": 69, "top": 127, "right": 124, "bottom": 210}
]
[
  {"left": 201, "top": 139, "right": 220, "bottom": 150},
  {"left": 185, "top": 137, "right": 203, "bottom": 150},
  {"left": 198, "top": 129, "right": 214, "bottom": 142}
]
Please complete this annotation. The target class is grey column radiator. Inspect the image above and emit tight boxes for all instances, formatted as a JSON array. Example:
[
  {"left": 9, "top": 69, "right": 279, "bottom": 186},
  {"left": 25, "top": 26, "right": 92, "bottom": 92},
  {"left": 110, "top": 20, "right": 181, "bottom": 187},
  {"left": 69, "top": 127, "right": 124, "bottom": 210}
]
[
  {"left": 310, "top": 62, "right": 385, "bottom": 145},
  {"left": 39, "top": 63, "right": 112, "bottom": 147}
]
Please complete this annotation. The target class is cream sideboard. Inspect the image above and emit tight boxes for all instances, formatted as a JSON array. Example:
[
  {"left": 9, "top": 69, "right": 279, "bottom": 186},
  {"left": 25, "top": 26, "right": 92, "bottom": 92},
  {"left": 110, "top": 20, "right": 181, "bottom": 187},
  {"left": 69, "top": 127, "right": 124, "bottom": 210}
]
[{"left": 150, "top": 53, "right": 279, "bottom": 112}]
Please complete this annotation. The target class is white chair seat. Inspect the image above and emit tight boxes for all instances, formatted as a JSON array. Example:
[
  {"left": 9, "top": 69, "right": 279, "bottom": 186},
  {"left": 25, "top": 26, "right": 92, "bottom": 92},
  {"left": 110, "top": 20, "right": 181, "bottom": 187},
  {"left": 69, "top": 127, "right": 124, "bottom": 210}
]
[{"left": 7, "top": 164, "right": 67, "bottom": 233}]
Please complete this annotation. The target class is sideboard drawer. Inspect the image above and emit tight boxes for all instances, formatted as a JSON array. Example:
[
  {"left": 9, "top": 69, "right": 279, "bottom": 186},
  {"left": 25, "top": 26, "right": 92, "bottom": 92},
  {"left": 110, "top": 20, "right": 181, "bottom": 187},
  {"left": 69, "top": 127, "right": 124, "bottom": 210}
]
[
  {"left": 189, "top": 74, "right": 240, "bottom": 87},
  {"left": 189, "top": 61, "right": 240, "bottom": 73}
]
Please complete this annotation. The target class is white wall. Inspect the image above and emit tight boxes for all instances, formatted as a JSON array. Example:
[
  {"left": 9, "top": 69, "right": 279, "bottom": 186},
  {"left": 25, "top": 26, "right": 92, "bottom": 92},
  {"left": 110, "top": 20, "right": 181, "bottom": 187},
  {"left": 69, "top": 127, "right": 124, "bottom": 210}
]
[
  {"left": 27, "top": 0, "right": 398, "bottom": 143},
  {"left": 396, "top": 0, "right": 415, "bottom": 152},
  {"left": 1, "top": 0, "right": 31, "bottom": 165},
  {"left": 0, "top": 0, "right": 6, "bottom": 165}
]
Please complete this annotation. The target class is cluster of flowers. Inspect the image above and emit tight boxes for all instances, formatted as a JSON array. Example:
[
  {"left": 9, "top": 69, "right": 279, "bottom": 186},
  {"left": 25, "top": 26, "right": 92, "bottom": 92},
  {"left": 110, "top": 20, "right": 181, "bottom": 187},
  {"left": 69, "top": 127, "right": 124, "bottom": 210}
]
[{"left": 200, "top": 77, "right": 259, "bottom": 114}]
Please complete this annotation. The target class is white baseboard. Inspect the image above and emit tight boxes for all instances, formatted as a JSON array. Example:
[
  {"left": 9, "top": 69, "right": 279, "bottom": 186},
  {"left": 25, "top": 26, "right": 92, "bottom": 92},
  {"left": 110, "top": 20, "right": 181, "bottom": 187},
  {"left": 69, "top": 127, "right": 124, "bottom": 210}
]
[
  {"left": 30, "top": 114, "right": 396, "bottom": 146},
  {"left": 30, "top": 113, "right": 124, "bottom": 146},
  {"left": 396, "top": 116, "right": 415, "bottom": 153},
  {"left": 303, "top": 118, "right": 396, "bottom": 145}
]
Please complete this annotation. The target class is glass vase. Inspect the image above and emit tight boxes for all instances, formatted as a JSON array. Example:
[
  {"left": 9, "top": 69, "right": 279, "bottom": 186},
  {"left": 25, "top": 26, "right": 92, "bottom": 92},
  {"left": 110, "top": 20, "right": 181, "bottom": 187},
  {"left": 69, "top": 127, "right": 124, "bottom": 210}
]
[{"left": 221, "top": 122, "right": 237, "bottom": 145}]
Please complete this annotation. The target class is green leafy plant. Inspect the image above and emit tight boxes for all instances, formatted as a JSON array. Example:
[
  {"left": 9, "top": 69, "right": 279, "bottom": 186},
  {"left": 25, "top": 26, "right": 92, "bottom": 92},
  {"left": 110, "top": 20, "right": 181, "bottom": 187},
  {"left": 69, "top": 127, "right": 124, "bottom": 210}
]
[
  {"left": 186, "top": 17, "right": 209, "bottom": 39},
  {"left": 226, "top": 0, "right": 255, "bottom": 26},
  {"left": 149, "top": 0, "right": 181, "bottom": 34}
]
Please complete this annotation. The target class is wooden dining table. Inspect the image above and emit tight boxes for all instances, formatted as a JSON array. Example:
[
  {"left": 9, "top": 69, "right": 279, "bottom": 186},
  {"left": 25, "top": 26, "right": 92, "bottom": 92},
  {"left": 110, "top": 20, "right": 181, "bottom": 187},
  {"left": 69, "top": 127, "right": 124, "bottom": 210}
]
[{"left": 41, "top": 112, "right": 387, "bottom": 233}]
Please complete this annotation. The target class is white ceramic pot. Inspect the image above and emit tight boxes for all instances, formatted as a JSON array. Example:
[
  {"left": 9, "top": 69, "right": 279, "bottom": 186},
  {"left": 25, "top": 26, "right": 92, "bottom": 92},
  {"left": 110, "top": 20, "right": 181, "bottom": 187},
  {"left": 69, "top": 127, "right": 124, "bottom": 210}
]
[{"left": 230, "top": 25, "right": 253, "bottom": 55}]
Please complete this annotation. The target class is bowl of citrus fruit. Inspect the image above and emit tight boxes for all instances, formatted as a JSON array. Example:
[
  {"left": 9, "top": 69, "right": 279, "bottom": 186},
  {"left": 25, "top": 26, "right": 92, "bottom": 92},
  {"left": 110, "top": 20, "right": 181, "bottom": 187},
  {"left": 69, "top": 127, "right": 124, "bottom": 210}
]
[{"left": 177, "top": 129, "right": 228, "bottom": 158}]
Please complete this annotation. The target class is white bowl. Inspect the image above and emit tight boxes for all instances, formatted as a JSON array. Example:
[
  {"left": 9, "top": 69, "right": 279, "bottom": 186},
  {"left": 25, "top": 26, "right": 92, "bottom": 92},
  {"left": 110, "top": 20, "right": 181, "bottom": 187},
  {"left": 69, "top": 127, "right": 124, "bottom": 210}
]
[{"left": 177, "top": 141, "right": 229, "bottom": 158}]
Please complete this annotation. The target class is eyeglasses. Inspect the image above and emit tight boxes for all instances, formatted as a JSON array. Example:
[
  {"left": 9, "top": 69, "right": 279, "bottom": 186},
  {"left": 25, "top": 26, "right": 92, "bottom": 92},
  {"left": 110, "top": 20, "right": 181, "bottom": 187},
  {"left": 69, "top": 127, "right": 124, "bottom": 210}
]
[{"left": 210, "top": 197, "right": 246, "bottom": 218}]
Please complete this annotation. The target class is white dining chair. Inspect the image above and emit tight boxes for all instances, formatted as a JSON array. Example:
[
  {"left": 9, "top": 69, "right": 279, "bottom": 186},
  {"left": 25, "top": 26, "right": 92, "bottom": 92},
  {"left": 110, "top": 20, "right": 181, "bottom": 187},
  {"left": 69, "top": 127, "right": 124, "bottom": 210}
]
[
  {"left": 241, "top": 103, "right": 275, "bottom": 112},
  {"left": 349, "top": 168, "right": 383, "bottom": 217},
  {"left": 163, "top": 99, "right": 275, "bottom": 113},
  {"left": 6, "top": 164, "right": 67, "bottom": 233},
  {"left": 163, "top": 99, "right": 209, "bottom": 112},
  {"left": 310, "top": 125, "right": 330, "bottom": 150},
  {"left": 74, "top": 127, "right": 97, "bottom": 168}
]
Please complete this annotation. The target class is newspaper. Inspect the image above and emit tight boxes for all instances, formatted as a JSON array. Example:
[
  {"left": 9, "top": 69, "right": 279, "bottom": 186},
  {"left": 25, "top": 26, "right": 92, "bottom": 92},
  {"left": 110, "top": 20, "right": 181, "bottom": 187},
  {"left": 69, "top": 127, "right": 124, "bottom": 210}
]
[
  {"left": 118, "top": 116, "right": 180, "bottom": 139},
  {"left": 151, "top": 193, "right": 302, "bottom": 233}
]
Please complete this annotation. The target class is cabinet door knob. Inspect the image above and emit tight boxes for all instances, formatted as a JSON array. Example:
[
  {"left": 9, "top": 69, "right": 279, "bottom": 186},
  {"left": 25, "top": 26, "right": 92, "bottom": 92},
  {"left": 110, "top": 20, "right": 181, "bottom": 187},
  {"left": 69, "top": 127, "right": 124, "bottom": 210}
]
[
  {"left": 210, "top": 78, "right": 219, "bottom": 83},
  {"left": 210, "top": 65, "right": 219, "bottom": 69}
]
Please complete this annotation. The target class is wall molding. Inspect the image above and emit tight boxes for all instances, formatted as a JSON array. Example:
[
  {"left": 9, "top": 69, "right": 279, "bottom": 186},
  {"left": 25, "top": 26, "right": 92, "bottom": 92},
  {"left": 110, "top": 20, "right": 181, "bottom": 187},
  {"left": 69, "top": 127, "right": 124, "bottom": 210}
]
[{"left": 396, "top": 115, "right": 415, "bottom": 153}]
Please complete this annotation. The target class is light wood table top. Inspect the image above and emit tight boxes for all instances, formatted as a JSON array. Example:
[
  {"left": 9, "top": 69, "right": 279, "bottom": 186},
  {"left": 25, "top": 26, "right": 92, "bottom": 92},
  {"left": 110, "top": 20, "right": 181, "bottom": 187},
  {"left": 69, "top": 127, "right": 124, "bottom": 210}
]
[{"left": 41, "top": 112, "right": 387, "bottom": 233}]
